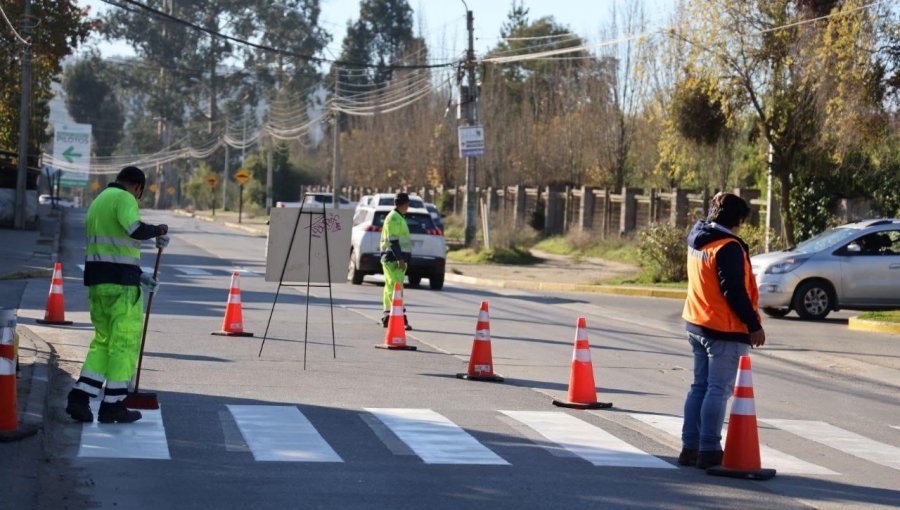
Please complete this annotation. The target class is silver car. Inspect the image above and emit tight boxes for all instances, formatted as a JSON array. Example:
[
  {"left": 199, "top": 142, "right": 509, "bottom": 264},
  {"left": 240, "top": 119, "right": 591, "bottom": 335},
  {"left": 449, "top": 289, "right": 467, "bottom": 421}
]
[{"left": 751, "top": 219, "right": 900, "bottom": 320}]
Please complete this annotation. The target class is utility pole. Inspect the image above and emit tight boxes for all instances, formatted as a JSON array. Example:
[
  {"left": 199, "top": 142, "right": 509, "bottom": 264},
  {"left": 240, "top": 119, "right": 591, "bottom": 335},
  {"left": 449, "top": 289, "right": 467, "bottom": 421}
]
[
  {"left": 222, "top": 122, "right": 229, "bottom": 212},
  {"left": 332, "top": 68, "right": 341, "bottom": 209},
  {"left": 14, "top": 0, "right": 33, "bottom": 230},
  {"left": 765, "top": 142, "right": 774, "bottom": 252},
  {"left": 266, "top": 137, "right": 273, "bottom": 214},
  {"left": 463, "top": 9, "right": 478, "bottom": 247}
]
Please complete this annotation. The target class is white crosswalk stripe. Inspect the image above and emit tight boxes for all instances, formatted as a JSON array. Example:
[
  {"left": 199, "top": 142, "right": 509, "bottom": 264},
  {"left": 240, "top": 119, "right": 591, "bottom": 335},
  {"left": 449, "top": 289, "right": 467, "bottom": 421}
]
[
  {"left": 227, "top": 405, "right": 342, "bottom": 462},
  {"left": 502, "top": 411, "right": 673, "bottom": 469},
  {"left": 175, "top": 267, "right": 213, "bottom": 276},
  {"left": 630, "top": 413, "right": 838, "bottom": 475},
  {"left": 763, "top": 419, "right": 900, "bottom": 472},
  {"left": 366, "top": 408, "right": 509, "bottom": 465},
  {"left": 78, "top": 402, "right": 170, "bottom": 460}
]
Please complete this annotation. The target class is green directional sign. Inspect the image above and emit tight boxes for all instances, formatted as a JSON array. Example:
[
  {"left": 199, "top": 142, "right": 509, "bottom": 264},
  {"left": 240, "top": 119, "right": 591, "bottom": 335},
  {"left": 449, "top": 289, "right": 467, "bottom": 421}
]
[
  {"left": 53, "top": 123, "right": 92, "bottom": 187},
  {"left": 62, "top": 146, "right": 82, "bottom": 163}
]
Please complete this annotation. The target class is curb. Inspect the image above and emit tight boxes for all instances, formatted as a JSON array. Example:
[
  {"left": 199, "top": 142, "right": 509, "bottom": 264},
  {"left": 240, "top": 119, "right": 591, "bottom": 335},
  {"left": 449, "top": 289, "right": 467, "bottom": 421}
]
[
  {"left": 444, "top": 273, "right": 687, "bottom": 299},
  {"left": 848, "top": 316, "right": 900, "bottom": 335},
  {"left": 11, "top": 326, "right": 54, "bottom": 434},
  {"left": 223, "top": 222, "right": 268, "bottom": 237}
]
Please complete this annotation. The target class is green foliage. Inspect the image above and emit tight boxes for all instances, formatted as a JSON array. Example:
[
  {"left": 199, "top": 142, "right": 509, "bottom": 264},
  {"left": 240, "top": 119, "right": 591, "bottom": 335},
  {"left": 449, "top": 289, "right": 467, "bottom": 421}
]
[
  {"left": 637, "top": 223, "right": 689, "bottom": 282},
  {"left": 447, "top": 247, "right": 538, "bottom": 265},
  {"left": 182, "top": 163, "right": 218, "bottom": 210},
  {"left": 670, "top": 76, "right": 727, "bottom": 146},
  {"left": 62, "top": 54, "right": 124, "bottom": 156},
  {"left": 739, "top": 225, "right": 782, "bottom": 256},
  {"left": 434, "top": 192, "right": 452, "bottom": 214},
  {"left": 856, "top": 311, "right": 900, "bottom": 323},
  {"left": 534, "top": 235, "right": 640, "bottom": 265},
  {"left": 336, "top": 0, "right": 417, "bottom": 84}
]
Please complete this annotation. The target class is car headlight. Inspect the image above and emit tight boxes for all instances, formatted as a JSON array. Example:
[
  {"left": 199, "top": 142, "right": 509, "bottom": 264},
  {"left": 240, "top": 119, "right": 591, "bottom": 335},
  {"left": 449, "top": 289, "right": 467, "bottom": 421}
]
[{"left": 764, "top": 257, "right": 809, "bottom": 274}]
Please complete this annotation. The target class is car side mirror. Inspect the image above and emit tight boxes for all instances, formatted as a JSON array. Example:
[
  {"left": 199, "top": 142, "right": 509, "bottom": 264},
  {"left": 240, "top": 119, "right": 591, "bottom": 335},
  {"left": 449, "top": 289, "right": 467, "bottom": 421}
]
[{"left": 846, "top": 243, "right": 861, "bottom": 254}]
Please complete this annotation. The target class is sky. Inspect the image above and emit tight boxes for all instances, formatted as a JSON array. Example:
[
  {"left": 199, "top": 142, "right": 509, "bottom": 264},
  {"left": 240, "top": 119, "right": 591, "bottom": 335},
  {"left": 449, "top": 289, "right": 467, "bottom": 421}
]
[{"left": 76, "top": 0, "right": 678, "bottom": 64}]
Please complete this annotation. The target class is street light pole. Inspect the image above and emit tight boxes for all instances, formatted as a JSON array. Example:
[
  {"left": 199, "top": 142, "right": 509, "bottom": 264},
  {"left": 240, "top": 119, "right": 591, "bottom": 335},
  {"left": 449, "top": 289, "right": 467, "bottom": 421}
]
[
  {"left": 332, "top": 67, "right": 341, "bottom": 210},
  {"left": 14, "top": 0, "right": 33, "bottom": 230},
  {"left": 463, "top": 8, "right": 478, "bottom": 247}
]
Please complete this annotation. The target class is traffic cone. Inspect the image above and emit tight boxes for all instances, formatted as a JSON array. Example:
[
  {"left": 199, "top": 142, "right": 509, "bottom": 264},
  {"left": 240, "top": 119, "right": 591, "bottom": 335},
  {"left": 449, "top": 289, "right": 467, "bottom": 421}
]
[
  {"left": 456, "top": 301, "right": 503, "bottom": 382},
  {"left": 375, "top": 283, "right": 416, "bottom": 351},
  {"left": 707, "top": 355, "right": 776, "bottom": 480},
  {"left": 552, "top": 317, "right": 612, "bottom": 409},
  {"left": 0, "top": 308, "right": 38, "bottom": 441},
  {"left": 36, "top": 263, "right": 73, "bottom": 326},
  {"left": 211, "top": 272, "right": 254, "bottom": 337}
]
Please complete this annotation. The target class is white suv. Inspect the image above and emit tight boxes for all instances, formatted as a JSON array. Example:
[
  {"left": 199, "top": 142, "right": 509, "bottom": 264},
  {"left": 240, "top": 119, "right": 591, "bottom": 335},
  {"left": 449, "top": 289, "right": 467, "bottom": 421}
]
[{"left": 348, "top": 205, "right": 446, "bottom": 289}]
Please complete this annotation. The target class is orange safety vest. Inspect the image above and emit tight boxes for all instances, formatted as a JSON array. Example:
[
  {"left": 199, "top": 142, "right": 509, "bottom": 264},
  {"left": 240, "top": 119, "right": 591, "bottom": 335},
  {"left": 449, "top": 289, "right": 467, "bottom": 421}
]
[{"left": 682, "top": 238, "right": 760, "bottom": 334}]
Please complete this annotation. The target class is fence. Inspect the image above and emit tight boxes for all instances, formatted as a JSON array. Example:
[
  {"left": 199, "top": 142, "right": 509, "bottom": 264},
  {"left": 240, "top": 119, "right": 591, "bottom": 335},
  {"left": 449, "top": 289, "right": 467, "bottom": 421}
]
[{"left": 301, "top": 184, "right": 768, "bottom": 239}]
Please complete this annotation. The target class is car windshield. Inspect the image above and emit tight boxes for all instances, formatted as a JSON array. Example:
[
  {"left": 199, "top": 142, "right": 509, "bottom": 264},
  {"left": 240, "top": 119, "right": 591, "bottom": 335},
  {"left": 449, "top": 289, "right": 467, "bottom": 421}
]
[
  {"left": 373, "top": 212, "right": 436, "bottom": 234},
  {"left": 792, "top": 228, "right": 859, "bottom": 254}
]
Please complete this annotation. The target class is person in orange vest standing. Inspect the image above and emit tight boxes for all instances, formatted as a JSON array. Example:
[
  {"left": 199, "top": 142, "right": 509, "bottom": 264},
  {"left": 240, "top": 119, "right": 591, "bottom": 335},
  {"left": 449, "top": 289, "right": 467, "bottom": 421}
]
[{"left": 679, "top": 192, "right": 766, "bottom": 469}]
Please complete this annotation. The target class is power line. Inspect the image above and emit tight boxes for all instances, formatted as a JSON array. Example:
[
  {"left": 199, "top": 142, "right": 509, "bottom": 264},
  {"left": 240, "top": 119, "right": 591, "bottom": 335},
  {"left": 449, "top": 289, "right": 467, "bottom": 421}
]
[
  {"left": 0, "top": 2, "right": 29, "bottom": 45},
  {"left": 101, "top": 0, "right": 459, "bottom": 70}
]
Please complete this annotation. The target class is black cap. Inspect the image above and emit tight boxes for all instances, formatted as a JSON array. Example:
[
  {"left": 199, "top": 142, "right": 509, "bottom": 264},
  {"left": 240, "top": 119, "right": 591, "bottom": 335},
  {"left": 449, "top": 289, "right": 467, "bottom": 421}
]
[
  {"left": 395, "top": 192, "right": 410, "bottom": 206},
  {"left": 116, "top": 166, "right": 146, "bottom": 188}
]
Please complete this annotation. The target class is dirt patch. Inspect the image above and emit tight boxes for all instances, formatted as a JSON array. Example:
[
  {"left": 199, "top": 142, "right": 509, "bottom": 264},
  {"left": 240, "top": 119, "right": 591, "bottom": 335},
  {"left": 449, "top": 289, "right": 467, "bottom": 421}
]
[{"left": 447, "top": 248, "right": 640, "bottom": 285}]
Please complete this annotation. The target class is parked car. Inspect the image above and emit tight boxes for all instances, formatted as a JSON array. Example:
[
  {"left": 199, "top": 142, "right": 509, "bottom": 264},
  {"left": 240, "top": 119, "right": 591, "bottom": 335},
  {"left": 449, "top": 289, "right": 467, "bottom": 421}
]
[
  {"left": 276, "top": 193, "right": 354, "bottom": 209},
  {"left": 369, "top": 193, "right": 426, "bottom": 210},
  {"left": 751, "top": 219, "right": 900, "bottom": 320},
  {"left": 424, "top": 202, "right": 444, "bottom": 231},
  {"left": 38, "top": 194, "right": 76, "bottom": 207},
  {"left": 348, "top": 205, "right": 446, "bottom": 289}
]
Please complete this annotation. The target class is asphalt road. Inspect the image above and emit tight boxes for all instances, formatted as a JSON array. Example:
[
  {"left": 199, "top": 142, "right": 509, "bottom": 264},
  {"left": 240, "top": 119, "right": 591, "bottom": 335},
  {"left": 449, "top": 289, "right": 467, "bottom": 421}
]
[{"left": 20, "top": 210, "right": 900, "bottom": 510}]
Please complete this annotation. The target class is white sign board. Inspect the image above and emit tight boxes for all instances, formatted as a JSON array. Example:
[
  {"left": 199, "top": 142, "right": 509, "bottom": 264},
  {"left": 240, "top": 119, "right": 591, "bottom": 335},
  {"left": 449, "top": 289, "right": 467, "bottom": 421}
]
[
  {"left": 458, "top": 125, "right": 485, "bottom": 157},
  {"left": 53, "top": 123, "right": 92, "bottom": 187},
  {"left": 265, "top": 208, "right": 354, "bottom": 284}
]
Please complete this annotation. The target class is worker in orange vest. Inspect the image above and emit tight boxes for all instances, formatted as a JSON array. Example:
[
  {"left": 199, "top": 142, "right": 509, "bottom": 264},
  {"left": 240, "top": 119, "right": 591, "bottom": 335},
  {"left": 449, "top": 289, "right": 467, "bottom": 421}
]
[{"left": 679, "top": 192, "right": 766, "bottom": 469}]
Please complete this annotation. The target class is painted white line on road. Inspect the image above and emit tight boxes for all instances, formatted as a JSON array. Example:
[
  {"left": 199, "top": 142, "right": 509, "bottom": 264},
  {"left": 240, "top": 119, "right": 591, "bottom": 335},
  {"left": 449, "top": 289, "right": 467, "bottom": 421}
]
[
  {"left": 366, "top": 408, "right": 509, "bottom": 465},
  {"left": 630, "top": 413, "right": 837, "bottom": 475},
  {"left": 175, "top": 267, "right": 213, "bottom": 276},
  {"left": 763, "top": 419, "right": 900, "bottom": 472},
  {"left": 78, "top": 402, "right": 170, "bottom": 460},
  {"left": 891, "top": 425, "right": 900, "bottom": 431},
  {"left": 232, "top": 267, "right": 260, "bottom": 277},
  {"left": 227, "top": 405, "right": 342, "bottom": 462},
  {"left": 77, "top": 264, "right": 85, "bottom": 272},
  {"left": 141, "top": 266, "right": 156, "bottom": 274},
  {"left": 502, "top": 411, "right": 673, "bottom": 469}
]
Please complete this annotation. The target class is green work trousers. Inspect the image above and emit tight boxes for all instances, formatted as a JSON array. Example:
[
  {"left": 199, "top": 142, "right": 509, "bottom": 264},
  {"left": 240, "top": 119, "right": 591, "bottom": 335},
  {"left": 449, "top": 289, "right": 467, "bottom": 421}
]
[
  {"left": 82, "top": 284, "right": 144, "bottom": 385},
  {"left": 382, "top": 261, "right": 406, "bottom": 311}
]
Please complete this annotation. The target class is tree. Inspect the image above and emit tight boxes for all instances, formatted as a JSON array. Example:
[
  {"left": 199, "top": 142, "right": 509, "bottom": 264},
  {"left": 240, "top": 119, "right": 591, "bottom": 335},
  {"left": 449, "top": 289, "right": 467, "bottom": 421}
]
[
  {"left": 62, "top": 54, "right": 125, "bottom": 157},
  {"left": 335, "top": 0, "right": 417, "bottom": 85},
  {"left": 0, "top": 1, "right": 93, "bottom": 153}
]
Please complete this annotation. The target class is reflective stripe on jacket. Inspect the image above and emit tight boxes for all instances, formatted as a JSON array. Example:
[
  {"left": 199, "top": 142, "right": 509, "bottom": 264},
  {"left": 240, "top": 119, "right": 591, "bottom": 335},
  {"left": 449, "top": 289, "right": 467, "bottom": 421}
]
[
  {"left": 84, "top": 185, "right": 143, "bottom": 285},
  {"left": 380, "top": 209, "right": 412, "bottom": 262},
  {"left": 682, "top": 237, "right": 760, "bottom": 336}
]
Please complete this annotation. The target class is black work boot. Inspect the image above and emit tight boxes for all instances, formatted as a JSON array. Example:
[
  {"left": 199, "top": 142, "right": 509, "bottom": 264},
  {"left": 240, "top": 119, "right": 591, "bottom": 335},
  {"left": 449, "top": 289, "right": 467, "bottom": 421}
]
[
  {"left": 381, "top": 313, "right": 390, "bottom": 328},
  {"left": 677, "top": 448, "right": 698, "bottom": 466},
  {"left": 696, "top": 450, "right": 723, "bottom": 469},
  {"left": 65, "top": 388, "right": 93, "bottom": 423},
  {"left": 98, "top": 401, "right": 142, "bottom": 424},
  {"left": 404, "top": 314, "right": 412, "bottom": 331}
]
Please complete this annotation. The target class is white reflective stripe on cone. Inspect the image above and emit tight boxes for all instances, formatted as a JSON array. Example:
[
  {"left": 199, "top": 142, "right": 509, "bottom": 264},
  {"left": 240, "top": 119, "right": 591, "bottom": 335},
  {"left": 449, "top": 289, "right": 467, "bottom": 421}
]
[
  {"left": 50, "top": 285, "right": 63, "bottom": 294},
  {"left": 228, "top": 294, "right": 242, "bottom": 304},
  {"left": 478, "top": 311, "right": 489, "bottom": 322},
  {"left": 573, "top": 349, "right": 591, "bottom": 363},
  {"left": 576, "top": 330, "right": 588, "bottom": 341},
  {"left": 0, "top": 357, "right": 14, "bottom": 375},
  {"left": 475, "top": 329, "right": 490, "bottom": 341},
  {"left": 391, "top": 306, "right": 403, "bottom": 316},
  {"left": 474, "top": 364, "right": 491, "bottom": 373},
  {"left": 730, "top": 397, "right": 756, "bottom": 416},
  {"left": 0, "top": 329, "right": 14, "bottom": 345},
  {"left": 735, "top": 369, "right": 753, "bottom": 388}
]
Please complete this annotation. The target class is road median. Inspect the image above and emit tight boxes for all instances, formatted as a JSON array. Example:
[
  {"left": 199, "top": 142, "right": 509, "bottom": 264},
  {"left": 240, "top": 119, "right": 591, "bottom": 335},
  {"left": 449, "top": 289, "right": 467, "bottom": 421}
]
[
  {"left": 848, "top": 316, "right": 900, "bottom": 335},
  {"left": 444, "top": 273, "right": 687, "bottom": 299}
]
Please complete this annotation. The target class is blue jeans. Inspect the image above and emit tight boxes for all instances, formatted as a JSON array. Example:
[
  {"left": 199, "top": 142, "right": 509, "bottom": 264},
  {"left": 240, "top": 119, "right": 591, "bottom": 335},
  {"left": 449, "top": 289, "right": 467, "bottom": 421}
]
[{"left": 681, "top": 332, "right": 750, "bottom": 451}]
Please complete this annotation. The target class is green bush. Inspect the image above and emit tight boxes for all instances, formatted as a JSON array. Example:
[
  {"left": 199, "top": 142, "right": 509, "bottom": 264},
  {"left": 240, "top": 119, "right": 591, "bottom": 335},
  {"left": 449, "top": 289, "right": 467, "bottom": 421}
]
[
  {"left": 739, "top": 224, "right": 782, "bottom": 256},
  {"left": 435, "top": 192, "right": 453, "bottom": 214},
  {"left": 637, "top": 223, "right": 689, "bottom": 282},
  {"left": 447, "top": 247, "right": 538, "bottom": 265}
]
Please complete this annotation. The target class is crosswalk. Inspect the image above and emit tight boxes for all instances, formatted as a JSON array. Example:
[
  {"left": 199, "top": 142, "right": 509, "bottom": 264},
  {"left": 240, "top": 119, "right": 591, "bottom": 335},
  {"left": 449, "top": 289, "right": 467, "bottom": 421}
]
[{"left": 73, "top": 405, "right": 900, "bottom": 475}]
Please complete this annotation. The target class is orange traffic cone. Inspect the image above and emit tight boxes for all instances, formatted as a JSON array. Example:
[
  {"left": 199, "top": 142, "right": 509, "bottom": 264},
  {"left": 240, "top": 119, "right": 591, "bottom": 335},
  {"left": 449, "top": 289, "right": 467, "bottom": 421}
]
[
  {"left": 707, "top": 355, "right": 776, "bottom": 480},
  {"left": 456, "top": 301, "right": 503, "bottom": 382},
  {"left": 0, "top": 308, "right": 37, "bottom": 441},
  {"left": 211, "top": 272, "right": 254, "bottom": 337},
  {"left": 36, "top": 263, "right": 73, "bottom": 326},
  {"left": 375, "top": 283, "right": 416, "bottom": 351},
  {"left": 552, "top": 317, "right": 612, "bottom": 409}
]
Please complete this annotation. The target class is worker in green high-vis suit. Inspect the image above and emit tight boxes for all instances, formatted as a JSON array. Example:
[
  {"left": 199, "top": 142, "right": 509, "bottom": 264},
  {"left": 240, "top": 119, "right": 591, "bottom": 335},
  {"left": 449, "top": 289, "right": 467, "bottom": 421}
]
[
  {"left": 380, "top": 193, "right": 413, "bottom": 331},
  {"left": 65, "top": 166, "right": 169, "bottom": 424}
]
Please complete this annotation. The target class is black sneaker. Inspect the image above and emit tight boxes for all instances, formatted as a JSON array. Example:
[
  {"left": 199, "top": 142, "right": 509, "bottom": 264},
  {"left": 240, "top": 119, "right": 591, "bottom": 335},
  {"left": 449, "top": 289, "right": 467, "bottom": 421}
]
[
  {"left": 677, "top": 448, "right": 698, "bottom": 466},
  {"left": 65, "top": 389, "right": 93, "bottom": 423},
  {"left": 404, "top": 315, "right": 412, "bottom": 331},
  {"left": 98, "top": 401, "right": 142, "bottom": 424},
  {"left": 696, "top": 450, "right": 723, "bottom": 469},
  {"left": 381, "top": 314, "right": 390, "bottom": 328}
]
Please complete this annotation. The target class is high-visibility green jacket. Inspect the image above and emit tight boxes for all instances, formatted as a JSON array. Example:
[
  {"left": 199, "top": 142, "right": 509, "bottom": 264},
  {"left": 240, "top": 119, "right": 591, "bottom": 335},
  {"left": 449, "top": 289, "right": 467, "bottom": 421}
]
[
  {"left": 380, "top": 208, "right": 412, "bottom": 263},
  {"left": 83, "top": 183, "right": 162, "bottom": 286}
]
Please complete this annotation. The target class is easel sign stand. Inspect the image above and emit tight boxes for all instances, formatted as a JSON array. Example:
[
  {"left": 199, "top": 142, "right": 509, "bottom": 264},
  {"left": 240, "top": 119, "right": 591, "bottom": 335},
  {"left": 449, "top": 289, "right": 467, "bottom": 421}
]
[{"left": 258, "top": 196, "right": 351, "bottom": 369}]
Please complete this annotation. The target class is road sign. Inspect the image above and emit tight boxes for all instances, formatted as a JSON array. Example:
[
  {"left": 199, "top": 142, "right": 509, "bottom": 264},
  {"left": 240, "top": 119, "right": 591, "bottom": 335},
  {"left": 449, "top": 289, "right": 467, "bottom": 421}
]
[
  {"left": 167, "top": 186, "right": 176, "bottom": 196},
  {"left": 53, "top": 123, "right": 92, "bottom": 187},
  {"left": 90, "top": 181, "right": 100, "bottom": 191},
  {"left": 234, "top": 168, "right": 251, "bottom": 185},
  {"left": 458, "top": 125, "right": 485, "bottom": 157},
  {"left": 150, "top": 183, "right": 159, "bottom": 194},
  {"left": 207, "top": 174, "right": 219, "bottom": 187}
]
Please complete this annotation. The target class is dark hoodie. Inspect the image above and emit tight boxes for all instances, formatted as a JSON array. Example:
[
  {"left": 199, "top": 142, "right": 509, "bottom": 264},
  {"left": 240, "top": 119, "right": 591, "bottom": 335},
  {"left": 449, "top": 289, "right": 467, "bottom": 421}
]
[{"left": 685, "top": 220, "right": 761, "bottom": 343}]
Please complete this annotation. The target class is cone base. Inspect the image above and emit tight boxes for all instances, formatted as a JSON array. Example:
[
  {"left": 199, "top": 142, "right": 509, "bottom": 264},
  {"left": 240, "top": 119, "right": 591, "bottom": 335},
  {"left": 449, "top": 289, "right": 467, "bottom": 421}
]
[
  {"left": 456, "top": 373, "right": 504, "bottom": 382},
  {"left": 552, "top": 399, "right": 613, "bottom": 410},
  {"left": 0, "top": 423, "right": 39, "bottom": 443},
  {"left": 707, "top": 466, "right": 776, "bottom": 480},
  {"left": 211, "top": 331, "right": 254, "bottom": 337},
  {"left": 36, "top": 319, "right": 73, "bottom": 326},
  {"left": 374, "top": 344, "right": 417, "bottom": 351},
  {"left": 123, "top": 391, "right": 160, "bottom": 410}
]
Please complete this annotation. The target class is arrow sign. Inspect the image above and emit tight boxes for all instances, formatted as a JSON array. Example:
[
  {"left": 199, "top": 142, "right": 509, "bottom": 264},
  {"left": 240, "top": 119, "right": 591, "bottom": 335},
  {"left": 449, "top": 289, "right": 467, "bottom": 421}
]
[{"left": 62, "top": 146, "right": 82, "bottom": 163}]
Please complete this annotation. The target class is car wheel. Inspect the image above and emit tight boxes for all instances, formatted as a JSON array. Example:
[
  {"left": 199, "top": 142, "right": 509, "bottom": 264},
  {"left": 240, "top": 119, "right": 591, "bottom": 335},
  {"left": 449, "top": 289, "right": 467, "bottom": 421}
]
[
  {"left": 792, "top": 281, "right": 832, "bottom": 320},
  {"left": 348, "top": 253, "right": 364, "bottom": 285},
  {"left": 429, "top": 271, "right": 444, "bottom": 290},
  {"left": 408, "top": 275, "right": 422, "bottom": 288},
  {"left": 762, "top": 307, "right": 790, "bottom": 318}
]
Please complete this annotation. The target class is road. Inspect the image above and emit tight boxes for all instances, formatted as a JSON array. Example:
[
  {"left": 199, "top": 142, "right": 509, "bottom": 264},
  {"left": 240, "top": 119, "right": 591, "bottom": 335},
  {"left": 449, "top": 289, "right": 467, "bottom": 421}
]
[{"left": 19, "top": 209, "right": 900, "bottom": 510}]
